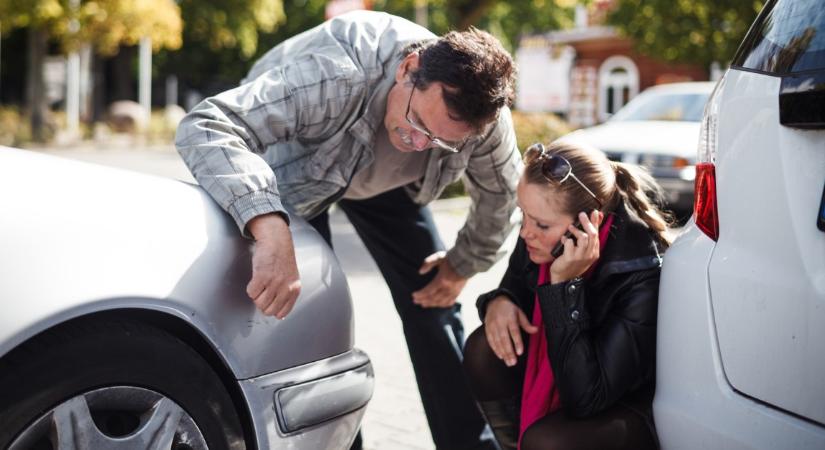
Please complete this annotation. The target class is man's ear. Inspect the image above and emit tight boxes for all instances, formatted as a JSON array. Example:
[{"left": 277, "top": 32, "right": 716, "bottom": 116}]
[{"left": 395, "top": 52, "right": 420, "bottom": 83}]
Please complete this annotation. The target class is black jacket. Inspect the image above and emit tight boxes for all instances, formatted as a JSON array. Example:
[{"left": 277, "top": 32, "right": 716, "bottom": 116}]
[{"left": 476, "top": 201, "right": 664, "bottom": 419}]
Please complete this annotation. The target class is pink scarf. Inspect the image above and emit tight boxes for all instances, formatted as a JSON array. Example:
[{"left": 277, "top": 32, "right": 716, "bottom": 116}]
[{"left": 518, "top": 214, "right": 614, "bottom": 446}]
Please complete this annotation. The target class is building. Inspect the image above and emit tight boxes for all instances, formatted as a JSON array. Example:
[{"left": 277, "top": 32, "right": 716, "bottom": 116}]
[{"left": 516, "top": 4, "right": 709, "bottom": 127}]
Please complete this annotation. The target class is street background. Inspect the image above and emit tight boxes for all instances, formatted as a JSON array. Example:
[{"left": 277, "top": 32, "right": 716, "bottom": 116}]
[
  {"left": 45, "top": 144, "right": 517, "bottom": 450},
  {"left": 3, "top": 0, "right": 758, "bottom": 447}
]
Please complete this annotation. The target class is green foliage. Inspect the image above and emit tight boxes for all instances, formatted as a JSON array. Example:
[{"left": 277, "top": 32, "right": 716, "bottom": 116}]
[
  {"left": 76, "top": 0, "right": 183, "bottom": 55},
  {"left": 607, "top": 0, "right": 764, "bottom": 67},
  {"left": 0, "top": 0, "right": 183, "bottom": 54},
  {"left": 178, "top": 0, "right": 284, "bottom": 58},
  {"left": 0, "top": 0, "right": 64, "bottom": 31},
  {"left": 474, "top": 0, "right": 574, "bottom": 52},
  {"left": 254, "top": 0, "right": 327, "bottom": 59},
  {"left": 154, "top": 0, "right": 289, "bottom": 90},
  {"left": 156, "top": 0, "right": 575, "bottom": 92},
  {"left": 511, "top": 110, "right": 572, "bottom": 150},
  {"left": 373, "top": 0, "right": 574, "bottom": 52},
  {"left": 0, "top": 106, "right": 30, "bottom": 146}
]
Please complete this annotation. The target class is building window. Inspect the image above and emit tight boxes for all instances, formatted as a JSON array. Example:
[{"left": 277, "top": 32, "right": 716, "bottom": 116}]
[{"left": 598, "top": 56, "right": 639, "bottom": 122}]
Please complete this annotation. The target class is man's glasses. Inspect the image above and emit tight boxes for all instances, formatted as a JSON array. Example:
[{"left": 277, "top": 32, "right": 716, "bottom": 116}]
[
  {"left": 524, "top": 143, "right": 603, "bottom": 210},
  {"left": 405, "top": 84, "right": 464, "bottom": 153}
]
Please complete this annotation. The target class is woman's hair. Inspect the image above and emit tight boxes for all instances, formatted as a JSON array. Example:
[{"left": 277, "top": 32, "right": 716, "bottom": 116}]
[{"left": 523, "top": 141, "right": 673, "bottom": 247}]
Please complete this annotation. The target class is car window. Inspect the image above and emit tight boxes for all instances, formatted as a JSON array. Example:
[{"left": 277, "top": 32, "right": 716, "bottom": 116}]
[
  {"left": 734, "top": 0, "right": 825, "bottom": 74},
  {"left": 609, "top": 92, "right": 709, "bottom": 122}
]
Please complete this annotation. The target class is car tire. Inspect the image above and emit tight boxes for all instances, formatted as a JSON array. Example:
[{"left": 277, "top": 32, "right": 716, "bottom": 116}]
[{"left": 0, "top": 318, "right": 247, "bottom": 449}]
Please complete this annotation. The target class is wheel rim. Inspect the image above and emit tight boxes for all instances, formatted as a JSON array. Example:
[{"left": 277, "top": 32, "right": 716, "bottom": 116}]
[{"left": 9, "top": 386, "right": 208, "bottom": 450}]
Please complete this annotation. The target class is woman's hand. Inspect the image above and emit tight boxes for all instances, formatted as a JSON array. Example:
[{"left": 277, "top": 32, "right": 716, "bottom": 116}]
[
  {"left": 550, "top": 210, "right": 604, "bottom": 283},
  {"left": 484, "top": 296, "right": 539, "bottom": 367}
]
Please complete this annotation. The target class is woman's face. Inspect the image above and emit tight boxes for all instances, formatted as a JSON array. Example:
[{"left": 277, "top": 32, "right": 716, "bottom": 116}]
[{"left": 517, "top": 176, "right": 576, "bottom": 265}]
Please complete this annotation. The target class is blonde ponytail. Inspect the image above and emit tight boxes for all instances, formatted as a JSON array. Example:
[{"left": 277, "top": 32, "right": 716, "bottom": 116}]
[{"left": 612, "top": 162, "right": 673, "bottom": 247}]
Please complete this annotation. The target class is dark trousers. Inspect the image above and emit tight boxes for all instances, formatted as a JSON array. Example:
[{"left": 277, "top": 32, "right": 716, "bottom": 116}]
[
  {"left": 463, "top": 327, "right": 659, "bottom": 450},
  {"left": 308, "top": 188, "right": 496, "bottom": 450}
]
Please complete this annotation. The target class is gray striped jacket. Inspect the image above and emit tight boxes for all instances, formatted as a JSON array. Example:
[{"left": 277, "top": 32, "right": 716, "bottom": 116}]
[{"left": 175, "top": 11, "right": 521, "bottom": 277}]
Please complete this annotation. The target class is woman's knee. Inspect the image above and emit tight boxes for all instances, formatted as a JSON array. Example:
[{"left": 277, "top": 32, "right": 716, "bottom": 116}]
[
  {"left": 521, "top": 406, "right": 658, "bottom": 450},
  {"left": 463, "top": 327, "right": 503, "bottom": 396},
  {"left": 520, "top": 415, "right": 571, "bottom": 450},
  {"left": 462, "top": 327, "right": 495, "bottom": 374}
]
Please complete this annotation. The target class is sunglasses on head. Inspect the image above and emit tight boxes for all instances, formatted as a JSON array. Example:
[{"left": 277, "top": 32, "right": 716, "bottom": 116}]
[{"left": 524, "top": 143, "right": 604, "bottom": 210}]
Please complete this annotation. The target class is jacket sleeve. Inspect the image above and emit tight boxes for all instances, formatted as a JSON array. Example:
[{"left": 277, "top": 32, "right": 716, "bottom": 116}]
[
  {"left": 476, "top": 237, "right": 535, "bottom": 321},
  {"left": 446, "top": 107, "right": 522, "bottom": 278},
  {"left": 175, "top": 53, "right": 365, "bottom": 237},
  {"left": 536, "top": 268, "right": 660, "bottom": 418}
]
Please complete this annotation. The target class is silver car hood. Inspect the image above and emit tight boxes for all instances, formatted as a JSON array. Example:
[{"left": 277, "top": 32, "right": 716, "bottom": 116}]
[{"left": 0, "top": 147, "right": 354, "bottom": 379}]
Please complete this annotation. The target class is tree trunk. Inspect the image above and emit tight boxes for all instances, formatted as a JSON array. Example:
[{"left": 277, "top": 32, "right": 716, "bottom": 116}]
[
  {"left": 25, "top": 27, "right": 49, "bottom": 142},
  {"left": 92, "top": 53, "right": 107, "bottom": 123},
  {"left": 111, "top": 46, "right": 135, "bottom": 101}
]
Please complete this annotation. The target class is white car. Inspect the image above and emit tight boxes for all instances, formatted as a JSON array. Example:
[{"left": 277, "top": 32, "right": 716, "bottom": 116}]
[
  {"left": 562, "top": 81, "right": 715, "bottom": 218},
  {"left": 654, "top": 0, "right": 825, "bottom": 448},
  {"left": 0, "top": 147, "right": 373, "bottom": 449}
]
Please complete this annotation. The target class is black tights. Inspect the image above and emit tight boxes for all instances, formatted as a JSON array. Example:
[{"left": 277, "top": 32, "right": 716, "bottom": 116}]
[{"left": 463, "top": 327, "right": 659, "bottom": 450}]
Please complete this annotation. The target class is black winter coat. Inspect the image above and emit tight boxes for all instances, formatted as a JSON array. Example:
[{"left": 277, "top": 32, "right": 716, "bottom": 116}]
[{"left": 476, "top": 200, "right": 665, "bottom": 419}]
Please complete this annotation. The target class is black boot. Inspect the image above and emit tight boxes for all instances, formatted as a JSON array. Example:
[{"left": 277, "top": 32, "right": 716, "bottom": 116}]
[{"left": 478, "top": 397, "right": 520, "bottom": 450}]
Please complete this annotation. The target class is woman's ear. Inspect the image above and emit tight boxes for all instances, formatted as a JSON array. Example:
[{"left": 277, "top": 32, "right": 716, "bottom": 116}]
[{"left": 395, "top": 52, "right": 420, "bottom": 83}]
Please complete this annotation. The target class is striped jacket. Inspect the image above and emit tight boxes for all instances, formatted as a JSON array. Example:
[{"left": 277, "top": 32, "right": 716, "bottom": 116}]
[{"left": 175, "top": 11, "right": 521, "bottom": 277}]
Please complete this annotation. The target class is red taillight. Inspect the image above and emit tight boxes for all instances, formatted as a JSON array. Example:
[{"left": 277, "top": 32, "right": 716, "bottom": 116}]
[{"left": 694, "top": 162, "right": 719, "bottom": 241}]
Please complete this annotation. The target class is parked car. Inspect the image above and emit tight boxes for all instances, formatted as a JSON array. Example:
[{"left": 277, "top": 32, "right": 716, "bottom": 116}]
[
  {"left": 654, "top": 0, "right": 825, "bottom": 448},
  {"left": 0, "top": 147, "right": 373, "bottom": 449},
  {"left": 561, "top": 81, "right": 715, "bottom": 218}
]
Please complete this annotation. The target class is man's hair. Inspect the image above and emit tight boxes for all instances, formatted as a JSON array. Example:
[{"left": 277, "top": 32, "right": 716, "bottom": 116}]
[{"left": 404, "top": 28, "right": 516, "bottom": 132}]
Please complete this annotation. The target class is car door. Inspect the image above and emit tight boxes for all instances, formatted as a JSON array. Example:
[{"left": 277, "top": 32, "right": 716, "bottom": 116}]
[{"left": 709, "top": 0, "right": 825, "bottom": 425}]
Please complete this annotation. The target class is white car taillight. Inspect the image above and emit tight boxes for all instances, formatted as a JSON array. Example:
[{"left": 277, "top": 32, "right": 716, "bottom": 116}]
[{"left": 694, "top": 76, "right": 726, "bottom": 241}]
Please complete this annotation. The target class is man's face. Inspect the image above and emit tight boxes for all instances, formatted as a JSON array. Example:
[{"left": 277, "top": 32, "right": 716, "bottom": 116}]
[{"left": 384, "top": 54, "right": 475, "bottom": 153}]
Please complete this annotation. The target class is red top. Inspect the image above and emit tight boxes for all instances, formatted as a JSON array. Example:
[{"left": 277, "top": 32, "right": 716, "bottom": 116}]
[{"left": 518, "top": 214, "right": 614, "bottom": 446}]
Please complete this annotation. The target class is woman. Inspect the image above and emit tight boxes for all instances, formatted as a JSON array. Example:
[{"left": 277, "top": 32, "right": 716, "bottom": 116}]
[{"left": 463, "top": 141, "right": 671, "bottom": 450}]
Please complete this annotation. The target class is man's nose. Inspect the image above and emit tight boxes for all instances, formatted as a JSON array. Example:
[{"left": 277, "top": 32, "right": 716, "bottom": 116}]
[{"left": 410, "top": 130, "right": 430, "bottom": 150}]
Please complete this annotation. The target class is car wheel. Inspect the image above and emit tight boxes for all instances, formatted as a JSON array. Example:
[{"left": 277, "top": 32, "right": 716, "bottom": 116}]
[{"left": 0, "top": 319, "right": 246, "bottom": 450}]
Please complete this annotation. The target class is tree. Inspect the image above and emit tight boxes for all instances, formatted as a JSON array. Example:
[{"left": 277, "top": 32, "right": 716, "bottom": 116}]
[
  {"left": 607, "top": 0, "right": 764, "bottom": 68},
  {"left": 178, "top": 0, "right": 284, "bottom": 59},
  {"left": 466, "top": 0, "right": 576, "bottom": 50},
  {"left": 1, "top": 0, "right": 66, "bottom": 140},
  {"left": 74, "top": 0, "right": 182, "bottom": 55},
  {"left": 154, "top": 0, "right": 286, "bottom": 99},
  {"left": 157, "top": 0, "right": 574, "bottom": 99},
  {"left": 0, "top": 0, "right": 183, "bottom": 140},
  {"left": 373, "top": 0, "right": 575, "bottom": 51}
]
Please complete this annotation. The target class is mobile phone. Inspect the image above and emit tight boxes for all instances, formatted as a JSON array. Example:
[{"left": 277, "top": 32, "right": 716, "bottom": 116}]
[{"left": 551, "top": 220, "right": 584, "bottom": 258}]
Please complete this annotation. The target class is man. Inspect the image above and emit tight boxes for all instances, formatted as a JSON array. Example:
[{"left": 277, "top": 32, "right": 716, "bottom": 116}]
[{"left": 176, "top": 10, "right": 520, "bottom": 449}]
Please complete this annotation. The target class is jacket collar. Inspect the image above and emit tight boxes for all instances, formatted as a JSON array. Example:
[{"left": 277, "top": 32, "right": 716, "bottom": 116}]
[
  {"left": 597, "top": 200, "right": 664, "bottom": 277},
  {"left": 348, "top": 54, "right": 404, "bottom": 149}
]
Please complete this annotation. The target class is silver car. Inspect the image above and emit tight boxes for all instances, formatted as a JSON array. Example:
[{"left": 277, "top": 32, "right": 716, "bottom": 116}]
[
  {"left": 561, "top": 81, "right": 715, "bottom": 218},
  {"left": 0, "top": 147, "right": 373, "bottom": 449}
]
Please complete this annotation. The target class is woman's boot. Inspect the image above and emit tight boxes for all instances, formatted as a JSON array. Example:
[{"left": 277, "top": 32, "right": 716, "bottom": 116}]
[{"left": 478, "top": 397, "right": 520, "bottom": 450}]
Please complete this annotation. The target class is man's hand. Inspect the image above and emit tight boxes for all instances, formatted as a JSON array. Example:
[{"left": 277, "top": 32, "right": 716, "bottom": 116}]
[
  {"left": 412, "top": 251, "right": 468, "bottom": 308},
  {"left": 246, "top": 214, "right": 301, "bottom": 319},
  {"left": 484, "top": 296, "right": 539, "bottom": 367}
]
